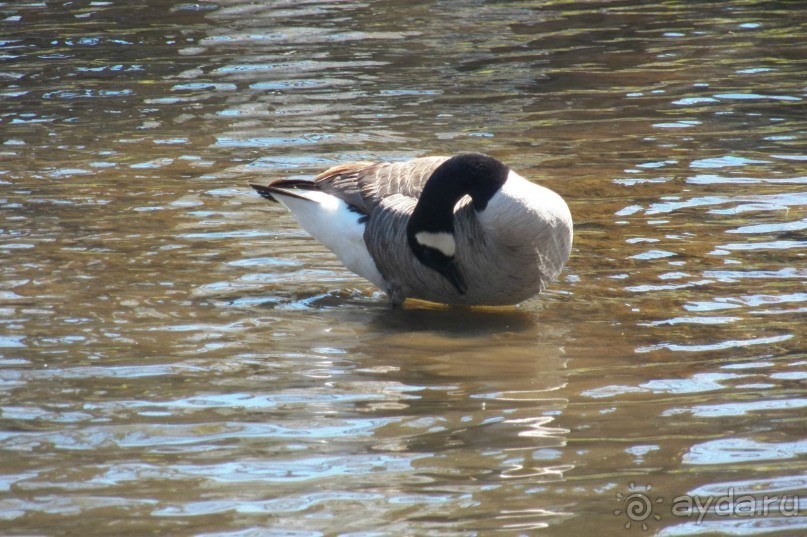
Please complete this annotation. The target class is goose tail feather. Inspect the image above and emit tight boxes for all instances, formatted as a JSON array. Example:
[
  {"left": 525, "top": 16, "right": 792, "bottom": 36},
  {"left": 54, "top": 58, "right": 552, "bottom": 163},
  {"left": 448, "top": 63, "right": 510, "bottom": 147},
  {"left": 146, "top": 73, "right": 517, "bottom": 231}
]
[{"left": 249, "top": 180, "right": 317, "bottom": 203}]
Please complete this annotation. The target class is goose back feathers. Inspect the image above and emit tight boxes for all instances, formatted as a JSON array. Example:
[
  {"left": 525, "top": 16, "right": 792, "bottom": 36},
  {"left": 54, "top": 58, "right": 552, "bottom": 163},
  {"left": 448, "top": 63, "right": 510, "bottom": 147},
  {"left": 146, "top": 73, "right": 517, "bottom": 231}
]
[{"left": 250, "top": 153, "right": 573, "bottom": 307}]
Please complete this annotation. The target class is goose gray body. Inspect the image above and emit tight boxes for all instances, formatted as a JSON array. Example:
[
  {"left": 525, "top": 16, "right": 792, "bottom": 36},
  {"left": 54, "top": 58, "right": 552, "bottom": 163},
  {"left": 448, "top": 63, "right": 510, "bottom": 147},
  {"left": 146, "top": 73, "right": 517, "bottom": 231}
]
[{"left": 250, "top": 153, "right": 573, "bottom": 307}]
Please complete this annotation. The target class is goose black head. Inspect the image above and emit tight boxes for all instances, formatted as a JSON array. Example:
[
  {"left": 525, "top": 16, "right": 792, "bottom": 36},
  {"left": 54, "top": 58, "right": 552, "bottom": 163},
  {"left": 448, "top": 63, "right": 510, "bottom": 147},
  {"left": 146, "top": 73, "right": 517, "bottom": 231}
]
[
  {"left": 406, "top": 153, "right": 509, "bottom": 294},
  {"left": 408, "top": 229, "right": 468, "bottom": 294}
]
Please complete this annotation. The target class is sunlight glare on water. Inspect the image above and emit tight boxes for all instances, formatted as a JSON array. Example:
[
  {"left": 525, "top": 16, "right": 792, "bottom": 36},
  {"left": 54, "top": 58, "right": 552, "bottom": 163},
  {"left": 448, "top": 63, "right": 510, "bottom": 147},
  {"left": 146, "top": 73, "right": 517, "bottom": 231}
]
[{"left": 1, "top": 1, "right": 805, "bottom": 535}]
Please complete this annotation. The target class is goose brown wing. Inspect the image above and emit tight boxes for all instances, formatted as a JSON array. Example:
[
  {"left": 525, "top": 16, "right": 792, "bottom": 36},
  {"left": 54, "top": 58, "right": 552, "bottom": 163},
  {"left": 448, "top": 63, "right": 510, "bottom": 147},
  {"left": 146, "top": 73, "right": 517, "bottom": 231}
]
[
  {"left": 309, "top": 162, "right": 375, "bottom": 212},
  {"left": 314, "top": 156, "right": 449, "bottom": 214},
  {"left": 358, "top": 156, "right": 449, "bottom": 209}
]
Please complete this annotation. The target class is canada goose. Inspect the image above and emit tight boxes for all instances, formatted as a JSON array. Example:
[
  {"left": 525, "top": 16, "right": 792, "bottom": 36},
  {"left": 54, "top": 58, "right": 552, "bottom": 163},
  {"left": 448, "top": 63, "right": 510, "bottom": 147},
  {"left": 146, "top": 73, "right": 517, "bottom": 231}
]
[{"left": 250, "top": 153, "right": 573, "bottom": 307}]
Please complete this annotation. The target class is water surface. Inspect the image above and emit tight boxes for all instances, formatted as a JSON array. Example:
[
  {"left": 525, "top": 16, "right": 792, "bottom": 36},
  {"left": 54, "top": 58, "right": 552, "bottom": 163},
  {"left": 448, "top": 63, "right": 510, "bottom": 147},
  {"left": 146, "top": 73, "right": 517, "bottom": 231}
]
[{"left": 1, "top": 1, "right": 806, "bottom": 535}]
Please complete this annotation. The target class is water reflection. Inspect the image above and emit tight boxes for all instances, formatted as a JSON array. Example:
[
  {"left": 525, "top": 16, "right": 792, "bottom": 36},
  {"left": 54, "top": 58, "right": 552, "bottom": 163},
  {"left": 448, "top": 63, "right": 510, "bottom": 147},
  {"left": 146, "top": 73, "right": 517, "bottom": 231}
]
[
  {"left": 2, "top": 0, "right": 806, "bottom": 535},
  {"left": 370, "top": 305, "right": 539, "bottom": 335}
]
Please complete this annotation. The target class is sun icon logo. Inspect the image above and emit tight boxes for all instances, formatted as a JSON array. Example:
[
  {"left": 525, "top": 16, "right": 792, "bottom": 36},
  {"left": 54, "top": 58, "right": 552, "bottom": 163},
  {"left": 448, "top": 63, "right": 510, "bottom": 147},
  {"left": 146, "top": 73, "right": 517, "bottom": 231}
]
[{"left": 614, "top": 482, "right": 663, "bottom": 530}]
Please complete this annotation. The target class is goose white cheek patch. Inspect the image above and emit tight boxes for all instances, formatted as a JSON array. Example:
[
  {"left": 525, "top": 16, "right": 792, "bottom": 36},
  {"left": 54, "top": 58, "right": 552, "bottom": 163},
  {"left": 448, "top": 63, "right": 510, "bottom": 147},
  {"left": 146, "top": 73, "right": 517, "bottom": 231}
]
[{"left": 415, "top": 231, "right": 456, "bottom": 257}]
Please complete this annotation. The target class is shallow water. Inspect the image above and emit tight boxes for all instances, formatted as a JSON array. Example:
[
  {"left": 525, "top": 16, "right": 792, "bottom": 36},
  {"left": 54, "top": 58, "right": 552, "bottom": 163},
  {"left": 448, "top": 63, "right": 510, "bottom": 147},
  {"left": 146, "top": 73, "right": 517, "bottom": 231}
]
[{"left": 1, "top": 1, "right": 806, "bottom": 535}]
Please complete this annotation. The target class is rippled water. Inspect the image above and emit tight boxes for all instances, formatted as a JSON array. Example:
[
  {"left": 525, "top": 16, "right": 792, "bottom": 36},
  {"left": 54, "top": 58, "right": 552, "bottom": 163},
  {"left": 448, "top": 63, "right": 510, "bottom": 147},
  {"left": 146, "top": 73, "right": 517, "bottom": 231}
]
[{"left": 2, "top": 1, "right": 806, "bottom": 535}]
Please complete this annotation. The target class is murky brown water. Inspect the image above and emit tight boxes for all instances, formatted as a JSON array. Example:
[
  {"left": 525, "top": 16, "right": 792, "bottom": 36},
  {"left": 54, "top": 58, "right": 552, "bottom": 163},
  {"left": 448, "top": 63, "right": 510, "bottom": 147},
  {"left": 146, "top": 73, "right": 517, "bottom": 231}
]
[{"left": 2, "top": 1, "right": 806, "bottom": 535}]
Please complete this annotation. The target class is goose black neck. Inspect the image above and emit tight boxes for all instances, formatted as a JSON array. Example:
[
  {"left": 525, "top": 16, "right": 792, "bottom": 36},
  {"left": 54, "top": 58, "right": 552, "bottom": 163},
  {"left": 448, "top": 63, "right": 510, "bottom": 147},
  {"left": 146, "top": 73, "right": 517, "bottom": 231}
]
[{"left": 407, "top": 153, "right": 509, "bottom": 235}]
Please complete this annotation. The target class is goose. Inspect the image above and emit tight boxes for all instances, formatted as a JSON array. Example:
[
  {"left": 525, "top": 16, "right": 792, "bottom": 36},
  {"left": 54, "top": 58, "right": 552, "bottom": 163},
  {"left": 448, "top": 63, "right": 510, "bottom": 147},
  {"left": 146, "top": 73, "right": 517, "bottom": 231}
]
[{"left": 250, "top": 153, "right": 573, "bottom": 307}]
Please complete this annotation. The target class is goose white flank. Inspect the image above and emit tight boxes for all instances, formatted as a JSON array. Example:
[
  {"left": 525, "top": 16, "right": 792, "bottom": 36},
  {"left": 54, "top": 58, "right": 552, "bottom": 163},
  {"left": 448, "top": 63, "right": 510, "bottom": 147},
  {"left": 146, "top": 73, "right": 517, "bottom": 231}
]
[{"left": 250, "top": 153, "right": 573, "bottom": 307}]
